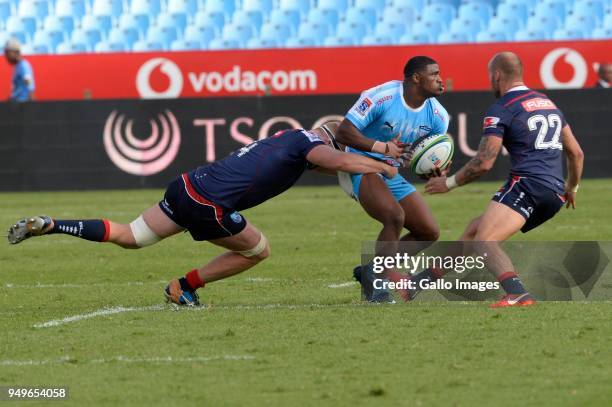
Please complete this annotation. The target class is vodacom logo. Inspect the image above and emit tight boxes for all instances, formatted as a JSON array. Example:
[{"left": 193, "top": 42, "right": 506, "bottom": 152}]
[
  {"left": 540, "top": 48, "right": 588, "bottom": 89},
  {"left": 136, "top": 58, "right": 184, "bottom": 99},
  {"left": 103, "top": 110, "right": 181, "bottom": 176}
]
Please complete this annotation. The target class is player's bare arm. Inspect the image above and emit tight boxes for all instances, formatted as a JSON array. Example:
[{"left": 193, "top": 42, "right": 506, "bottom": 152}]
[
  {"left": 306, "top": 145, "right": 398, "bottom": 179},
  {"left": 425, "top": 136, "right": 502, "bottom": 194},
  {"left": 561, "top": 125, "right": 584, "bottom": 209},
  {"left": 335, "top": 119, "right": 404, "bottom": 159}
]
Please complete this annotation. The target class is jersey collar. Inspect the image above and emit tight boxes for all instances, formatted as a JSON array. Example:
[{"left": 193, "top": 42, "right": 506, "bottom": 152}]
[
  {"left": 400, "top": 82, "right": 427, "bottom": 112},
  {"left": 506, "top": 85, "right": 530, "bottom": 93}
]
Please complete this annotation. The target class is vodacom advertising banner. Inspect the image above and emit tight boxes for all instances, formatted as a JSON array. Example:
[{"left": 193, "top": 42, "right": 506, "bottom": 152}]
[{"left": 0, "top": 40, "right": 610, "bottom": 100}]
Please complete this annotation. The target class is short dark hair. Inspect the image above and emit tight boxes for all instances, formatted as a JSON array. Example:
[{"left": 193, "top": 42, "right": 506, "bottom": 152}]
[{"left": 404, "top": 56, "right": 438, "bottom": 78}]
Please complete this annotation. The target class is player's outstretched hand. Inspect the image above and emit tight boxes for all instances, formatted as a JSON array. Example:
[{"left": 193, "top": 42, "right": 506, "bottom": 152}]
[
  {"left": 564, "top": 190, "right": 576, "bottom": 209},
  {"left": 425, "top": 175, "right": 449, "bottom": 194}
]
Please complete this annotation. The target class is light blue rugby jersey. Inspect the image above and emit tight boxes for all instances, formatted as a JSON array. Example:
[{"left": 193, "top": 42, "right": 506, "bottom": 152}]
[{"left": 345, "top": 80, "right": 449, "bottom": 163}]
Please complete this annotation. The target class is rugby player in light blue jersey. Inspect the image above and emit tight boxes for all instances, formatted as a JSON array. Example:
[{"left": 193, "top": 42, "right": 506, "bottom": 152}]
[{"left": 335, "top": 56, "right": 449, "bottom": 302}]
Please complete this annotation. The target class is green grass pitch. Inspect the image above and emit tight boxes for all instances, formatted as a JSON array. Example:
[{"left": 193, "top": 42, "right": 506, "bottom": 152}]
[{"left": 1, "top": 179, "right": 611, "bottom": 406}]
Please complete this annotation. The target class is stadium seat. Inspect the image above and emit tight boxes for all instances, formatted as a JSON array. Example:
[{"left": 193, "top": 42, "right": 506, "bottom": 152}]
[
  {"left": 285, "top": 36, "right": 317, "bottom": 48},
  {"left": 336, "top": 21, "right": 368, "bottom": 40},
  {"left": 475, "top": 30, "right": 509, "bottom": 42},
  {"left": 208, "top": 37, "right": 241, "bottom": 50},
  {"left": 565, "top": 14, "right": 597, "bottom": 37},
  {"left": 0, "top": 1, "right": 11, "bottom": 26},
  {"left": 43, "top": 15, "right": 75, "bottom": 37},
  {"left": 553, "top": 28, "right": 586, "bottom": 40},
  {"left": 130, "top": 0, "right": 161, "bottom": 19},
  {"left": 278, "top": 0, "right": 311, "bottom": 16},
  {"left": 184, "top": 25, "right": 215, "bottom": 48},
  {"left": 297, "top": 22, "right": 330, "bottom": 46},
  {"left": 488, "top": 15, "right": 523, "bottom": 38},
  {"left": 411, "top": 20, "right": 443, "bottom": 42},
  {"left": 158, "top": 13, "right": 188, "bottom": 34},
  {"left": 503, "top": 0, "right": 536, "bottom": 13},
  {"left": 362, "top": 33, "right": 393, "bottom": 45},
  {"left": 393, "top": 0, "right": 425, "bottom": 11},
  {"left": 132, "top": 39, "right": 164, "bottom": 51},
  {"left": 318, "top": 0, "right": 349, "bottom": 14},
  {"left": 592, "top": 26, "right": 612, "bottom": 39},
  {"left": 167, "top": 0, "right": 198, "bottom": 16},
  {"left": 147, "top": 26, "right": 178, "bottom": 49},
  {"left": 381, "top": 6, "right": 414, "bottom": 25},
  {"left": 18, "top": 0, "right": 50, "bottom": 21},
  {"left": 496, "top": 2, "right": 529, "bottom": 25},
  {"left": 344, "top": 7, "right": 377, "bottom": 32},
  {"left": 269, "top": 9, "right": 300, "bottom": 35},
  {"left": 119, "top": 14, "right": 149, "bottom": 37},
  {"left": 206, "top": 0, "right": 235, "bottom": 19},
  {"left": 72, "top": 28, "right": 102, "bottom": 51},
  {"left": 355, "top": 0, "right": 387, "bottom": 16},
  {"left": 31, "top": 33, "right": 54, "bottom": 54},
  {"left": 194, "top": 10, "right": 226, "bottom": 34},
  {"left": 33, "top": 28, "right": 64, "bottom": 51},
  {"left": 429, "top": 0, "right": 460, "bottom": 6},
  {"left": 95, "top": 40, "right": 127, "bottom": 51},
  {"left": 246, "top": 37, "right": 278, "bottom": 49},
  {"left": 324, "top": 36, "right": 355, "bottom": 47},
  {"left": 81, "top": 15, "right": 112, "bottom": 37},
  {"left": 449, "top": 17, "right": 484, "bottom": 41},
  {"left": 232, "top": 10, "right": 264, "bottom": 34},
  {"left": 242, "top": 0, "right": 273, "bottom": 15},
  {"left": 57, "top": 41, "right": 88, "bottom": 53},
  {"left": 399, "top": 32, "right": 433, "bottom": 44},
  {"left": 514, "top": 28, "right": 549, "bottom": 41},
  {"left": 438, "top": 31, "right": 470, "bottom": 44},
  {"left": 55, "top": 0, "right": 86, "bottom": 20},
  {"left": 458, "top": 2, "right": 493, "bottom": 22},
  {"left": 108, "top": 26, "right": 140, "bottom": 48},
  {"left": 375, "top": 21, "right": 409, "bottom": 38},
  {"left": 307, "top": 8, "right": 339, "bottom": 31},
  {"left": 533, "top": 2, "right": 567, "bottom": 24},
  {"left": 6, "top": 16, "right": 33, "bottom": 41},
  {"left": 170, "top": 38, "right": 202, "bottom": 50},
  {"left": 527, "top": 15, "right": 560, "bottom": 35},
  {"left": 260, "top": 22, "right": 292, "bottom": 44},
  {"left": 92, "top": 0, "right": 124, "bottom": 19},
  {"left": 221, "top": 23, "right": 254, "bottom": 47},
  {"left": 573, "top": 0, "right": 606, "bottom": 23},
  {"left": 421, "top": 3, "right": 456, "bottom": 29}
]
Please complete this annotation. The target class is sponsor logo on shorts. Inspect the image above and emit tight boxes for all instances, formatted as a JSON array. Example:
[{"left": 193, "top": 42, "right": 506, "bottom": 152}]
[
  {"left": 355, "top": 97, "right": 373, "bottom": 117},
  {"left": 483, "top": 116, "right": 500, "bottom": 129},
  {"left": 230, "top": 212, "right": 243, "bottom": 223}
]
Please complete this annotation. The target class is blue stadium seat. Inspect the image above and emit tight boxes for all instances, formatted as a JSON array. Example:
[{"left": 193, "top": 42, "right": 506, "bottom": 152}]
[
  {"left": 81, "top": 15, "right": 112, "bottom": 37},
  {"left": 132, "top": 39, "right": 164, "bottom": 51},
  {"left": 108, "top": 26, "right": 140, "bottom": 48},
  {"left": 0, "top": 1, "right": 12, "bottom": 26},
  {"left": 429, "top": 0, "right": 461, "bottom": 6},
  {"left": 438, "top": 31, "right": 470, "bottom": 43},
  {"left": 285, "top": 36, "right": 316, "bottom": 48},
  {"left": 208, "top": 37, "right": 241, "bottom": 50},
  {"left": 206, "top": 0, "right": 235, "bottom": 18},
  {"left": 553, "top": 28, "right": 586, "bottom": 40},
  {"left": 194, "top": 10, "right": 225, "bottom": 34},
  {"left": 411, "top": 20, "right": 443, "bottom": 41},
  {"left": 158, "top": 12, "right": 188, "bottom": 34},
  {"left": 119, "top": 14, "right": 149, "bottom": 37},
  {"left": 184, "top": 25, "right": 215, "bottom": 48},
  {"left": 604, "top": 13, "right": 612, "bottom": 29},
  {"left": 324, "top": 36, "right": 355, "bottom": 47},
  {"left": 307, "top": 8, "right": 339, "bottom": 31},
  {"left": 18, "top": 0, "right": 50, "bottom": 21},
  {"left": 246, "top": 37, "right": 278, "bottom": 48},
  {"left": 43, "top": 15, "right": 75, "bottom": 37},
  {"left": 221, "top": 23, "right": 254, "bottom": 47},
  {"left": 96, "top": 39, "right": 127, "bottom": 51},
  {"left": 375, "top": 21, "right": 408, "bottom": 38},
  {"left": 32, "top": 32, "right": 54, "bottom": 53},
  {"left": 336, "top": 21, "right": 368, "bottom": 39},
  {"left": 170, "top": 38, "right": 202, "bottom": 50},
  {"left": 167, "top": 0, "right": 198, "bottom": 16},
  {"left": 344, "top": 7, "right": 377, "bottom": 32},
  {"left": 233, "top": 10, "right": 264, "bottom": 34},
  {"left": 34, "top": 28, "right": 64, "bottom": 51},
  {"left": 362, "top": 33, "right": 393, "bottom": 45},
  {"left": 573, "top": 0, "right": 606, "bottom": 23},
  {"left": 458, "top": 1, "right": 493, "bottom": 21},
  {"left": 278, "top": 0, "right": 311, "bottom": 16},
  {"left": 269, "top": 9, "right": 300, "bottom": 34},
  {"left": 533, "top": 2, "right": 567, "bottom": 24},
  {"left": 72, "top": 28, "right": 102, "bottom": 50},
  {"left": 421, "top": 3, "right": 456, "bottom": 29},
  {"left": 515, "top": 28, "right": 549, "bottom": 41},
  {"left": 592, "top": 27, "right": 612, "bottom": 39},
  {"left": 503, "top": 0, "right": 536, "bottom": 13},
  {"left": 399, "top": 32, "right": 434, "bottom": 44},
  {"left": 55, "top": 0, "right": 86, "bottom": 19},
  {"left": 381, "top": 6, "right": 414, "bottom": 25},
  {"left": 526, "top": 15, "right": 560, "bottom": 35},
  {"left": 147, "top": 25, "right": 178, "bottom": 48},
  {"left": 260, "top": 22, "right": 292, "bottom": 44},
  {"left": 449, "top": 17, "right": 484, "bottom": 41},
  {"left": 242, "top": 0, "right": 273, "bottom": 14},
  {"left": 565, "top": 14, "right": 597, "bottom": 36},
  {"left": 6, "top": 16, "right": 34, "bottom": 40},
  {"left": 355, "top": 0, "right": 387, "bottom": 16},
  {"left": 496, "top": 2, "right": 529, "bottom": 25},
  {"left": 488, "top": 15, "right": 523, "bottom": 37},
  {"left": 297, "top": 21, "right": 330, "bottom": 45},
  {"left": 318, "top": 0, "right": 349, "bottom": 14},
  {"left": 130, "top": 0, "right": 161, "bottom": 19},
  {"left": 476, "top": 30, "right": 509, "bottom": 42},
  {"left": 393, "top": 0, "right": 425, "bottom": 10},
  {"left": 92, "top": 0, "right": 124, "bottom": 19},
  {"left": 57, "top": 41, "right": 88, "bottom": 53}
]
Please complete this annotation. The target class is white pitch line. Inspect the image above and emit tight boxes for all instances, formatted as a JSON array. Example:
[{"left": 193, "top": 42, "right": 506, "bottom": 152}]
[
  {"left": 4, "top": 281, "right": 167, "bottom": 289},
  {"left": 1, "top": 355, "right": 255, "bottom": 366},
  {"left": 327, "top": 281, "right": 358, "bottom": 289},
  {"left": 33, "top": 305, "right": 164, "bottom": 328}
]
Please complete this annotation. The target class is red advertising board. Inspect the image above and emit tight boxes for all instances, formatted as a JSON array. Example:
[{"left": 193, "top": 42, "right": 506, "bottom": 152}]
[{"left": 1, "top": 40, "right": 610, "bottom": 100}]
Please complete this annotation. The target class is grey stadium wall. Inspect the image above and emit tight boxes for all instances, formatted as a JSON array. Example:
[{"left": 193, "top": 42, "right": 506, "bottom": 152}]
[{"left": 0, "top": 89, "right": 610, "bottom": 191}]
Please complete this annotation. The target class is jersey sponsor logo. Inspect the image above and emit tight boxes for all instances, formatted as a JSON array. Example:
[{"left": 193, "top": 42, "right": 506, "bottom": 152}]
[
  {"left": 355, "top": 97, "right": 373, "bottom": 117},
  {"left": 376, "top": 95, "right": 393, "bottom": 105},
  {"left": 230, "top": 212, "right": 243, "bottom": 223},
  {"left": 483, "top": 116, "right": 500, "bottom": 129},
  {"left": 521, "top": 98, "right": 557, "bottom": 112},
  {"left": 303, "top": 130, "right": 323, "bottom": 143}
]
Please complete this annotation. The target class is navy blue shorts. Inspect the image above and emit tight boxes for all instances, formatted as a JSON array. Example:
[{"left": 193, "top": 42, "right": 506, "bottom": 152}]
[
  {"left": 492, "top": 176, "right": 566, "bottom": 233},
  {"left": 158, "top": 174, "right": 247, "bottom": 241}
]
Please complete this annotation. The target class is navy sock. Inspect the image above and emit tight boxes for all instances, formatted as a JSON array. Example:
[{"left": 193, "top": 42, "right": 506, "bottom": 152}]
[
  {"left": 498, "top": 272, "right": 528, "bottom": 295},
  {"left": 49, "top": 219, "right": 109, "bottom": 242}
]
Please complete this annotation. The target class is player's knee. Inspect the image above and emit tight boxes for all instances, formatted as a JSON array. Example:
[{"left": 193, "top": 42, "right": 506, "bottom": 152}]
[
  {"left": 381, "top": 206, "right": 405, "bottom": 230},
  {"left": 237, "top": 233, "right": 269, "bottom": 262},
  {"left": 413, "top": 223, "right": 440, "bottom": 241},
  {"left": 127, "top": 216, "right": 161, "bottom": 249}
]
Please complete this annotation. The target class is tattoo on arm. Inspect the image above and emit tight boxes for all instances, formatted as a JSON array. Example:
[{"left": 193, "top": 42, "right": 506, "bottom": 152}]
[{"left": 458, "top": 137, "right": 500, "bottom": 185}]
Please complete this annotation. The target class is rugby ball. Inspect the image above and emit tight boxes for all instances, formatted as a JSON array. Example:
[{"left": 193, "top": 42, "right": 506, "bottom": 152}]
[{"left": 408, "top": 134, "right": 454, "bottom": 175}]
